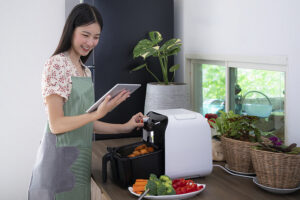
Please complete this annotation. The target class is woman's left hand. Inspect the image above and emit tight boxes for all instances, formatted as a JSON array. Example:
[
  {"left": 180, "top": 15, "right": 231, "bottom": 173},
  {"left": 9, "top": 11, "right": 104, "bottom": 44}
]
[{"left": 123, "top": 112, "right": 145, "bottom": 133}]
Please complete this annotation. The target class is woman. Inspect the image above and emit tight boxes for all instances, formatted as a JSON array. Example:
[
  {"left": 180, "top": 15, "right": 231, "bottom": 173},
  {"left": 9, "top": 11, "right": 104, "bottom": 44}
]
[{"left": 28, "top": 3, "right": 144, "bottom": 200}]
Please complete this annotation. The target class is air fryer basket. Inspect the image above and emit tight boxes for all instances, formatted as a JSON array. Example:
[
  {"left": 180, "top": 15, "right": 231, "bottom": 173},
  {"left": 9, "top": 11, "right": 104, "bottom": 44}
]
[{"left": 102, "top": 141, "right": 164, "bottom": 187}]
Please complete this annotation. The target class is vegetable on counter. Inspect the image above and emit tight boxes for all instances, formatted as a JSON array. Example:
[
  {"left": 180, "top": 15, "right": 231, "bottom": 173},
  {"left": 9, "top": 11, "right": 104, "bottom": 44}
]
[
  {"left": 132, "top": 174, "right": 204, "bottom": 196},
  {"left": 172, "top": 178, "right": 204, "bottom": 194},
  {"left": 158, "top": 175, "right": 176, "bottom": 195},
  {"left": 132, "top": 179, "right": 148, "bottom": 194},
  {"left": 146, "top": 174, "right": 176, "bottom": 196},
  {"left": 145, "top": 179, "right": 157, "bottom": 195}
]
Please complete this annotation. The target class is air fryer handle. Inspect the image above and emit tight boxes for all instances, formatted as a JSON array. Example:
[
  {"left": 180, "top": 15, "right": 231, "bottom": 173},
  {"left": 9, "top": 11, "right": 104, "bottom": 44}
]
[{"left": 102, "top": 152, "right": 111, "bottom": 183}]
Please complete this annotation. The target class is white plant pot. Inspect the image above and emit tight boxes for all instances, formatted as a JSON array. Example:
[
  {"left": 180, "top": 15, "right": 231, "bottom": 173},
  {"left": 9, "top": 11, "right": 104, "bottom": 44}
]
[{"left": 144, "top": 82, "right": 191, "bottom": 114}]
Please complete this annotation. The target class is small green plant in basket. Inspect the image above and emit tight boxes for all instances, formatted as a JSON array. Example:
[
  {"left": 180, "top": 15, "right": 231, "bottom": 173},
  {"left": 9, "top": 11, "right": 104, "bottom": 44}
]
[
  {"left": 209, "top": 110, "right": 261, "bottom": 142},
  {"left": 255, "top": 135, "right": 300, "bottom": 154},
  {"left": 209, "top": 111, "right": 262, "bottom": 173},
  {"left": 251, "top": 135, "right": 300, "bottom": 189}
]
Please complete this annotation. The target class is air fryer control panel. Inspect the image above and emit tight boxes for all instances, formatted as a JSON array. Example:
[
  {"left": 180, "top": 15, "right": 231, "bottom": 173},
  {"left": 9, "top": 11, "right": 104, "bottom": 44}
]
[{"left": 142, "top": 111, "right": 168, "bottom": 149}]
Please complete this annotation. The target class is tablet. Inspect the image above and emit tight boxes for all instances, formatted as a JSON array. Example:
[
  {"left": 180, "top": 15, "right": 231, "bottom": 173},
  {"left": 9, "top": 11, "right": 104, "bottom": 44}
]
[{"left": 86, "top": 83, "right": 141, "bottom": 113}]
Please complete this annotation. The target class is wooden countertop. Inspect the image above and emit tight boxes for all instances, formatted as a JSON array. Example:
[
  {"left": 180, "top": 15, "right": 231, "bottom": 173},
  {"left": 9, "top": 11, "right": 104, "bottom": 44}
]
[{"left": 91, "top": 137, "right": 300, "bottom": 200}]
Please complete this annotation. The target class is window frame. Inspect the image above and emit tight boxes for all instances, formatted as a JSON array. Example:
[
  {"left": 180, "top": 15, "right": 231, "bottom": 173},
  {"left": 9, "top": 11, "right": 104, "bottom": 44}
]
[{"left": 185, "top": 54, "right": 288, "bottom": 138}]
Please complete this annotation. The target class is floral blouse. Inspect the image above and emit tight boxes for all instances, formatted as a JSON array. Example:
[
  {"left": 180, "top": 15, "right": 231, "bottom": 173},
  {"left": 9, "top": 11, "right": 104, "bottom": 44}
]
[{"left": 41, "top": 52, "right": 91, "bottom": 104}]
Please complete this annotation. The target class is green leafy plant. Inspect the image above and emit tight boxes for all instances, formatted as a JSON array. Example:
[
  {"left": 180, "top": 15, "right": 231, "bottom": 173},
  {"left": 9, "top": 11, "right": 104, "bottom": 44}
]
[
  {"left": 131, "top": 31, "right": 182, "bottom": 85},
  {"left": 209, "top": 111, "right": 237, "bottom": 136},
  {"left": 254, "top": 136, "right": 300, "bottom": 154},
  {"left": 210, "top": 111, "right": 261, "bottom": 142}
]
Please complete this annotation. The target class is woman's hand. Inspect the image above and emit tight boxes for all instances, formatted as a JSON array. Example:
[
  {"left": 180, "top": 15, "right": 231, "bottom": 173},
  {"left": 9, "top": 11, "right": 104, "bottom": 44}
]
[
  {"left": 94, "top": 90, "right": 130, "bottom": 120},
  {"left": 122, "top": 112, "right": 145, "bottom": 133}
]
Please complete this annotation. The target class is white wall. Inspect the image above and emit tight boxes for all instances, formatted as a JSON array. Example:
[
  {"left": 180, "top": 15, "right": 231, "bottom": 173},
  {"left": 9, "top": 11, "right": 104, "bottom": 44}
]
[
  {"left": 0, "top": 0, "right": 65, "bottom": 199},
  {"left": 174, "top": 0, "right": 300, "bottom": 145}
]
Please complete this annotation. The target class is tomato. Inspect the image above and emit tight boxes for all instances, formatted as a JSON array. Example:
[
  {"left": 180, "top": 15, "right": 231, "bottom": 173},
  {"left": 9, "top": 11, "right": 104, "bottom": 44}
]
[
  {"left": 181, "top": 187, "right": 187, "bottom": 194},
  {"left": 179, "top": 179, "right": 186, "bottom": 187},
  {"left": 175, "top": 188, "right": 182, "bottom": 194},
  {"left": 172, "top": 178, "right": 200, "bottom": 194},
  {"left": 172, "top": 179, "right": 180, "bottom": 184},
  {"left": 173, "top": 182, "right": 179, "bottom": 189},
  {"left": 186, "top": 186, "right": 193, "bottom": 193},
  {"left": 197, "top": 185, "right": 204, "bottom": 191},
  {"left": 192, "top": 184, "right": 197, "bottom": 191},
  {"left": 172, "top": 178, "right": 203, "bottom": 194}
]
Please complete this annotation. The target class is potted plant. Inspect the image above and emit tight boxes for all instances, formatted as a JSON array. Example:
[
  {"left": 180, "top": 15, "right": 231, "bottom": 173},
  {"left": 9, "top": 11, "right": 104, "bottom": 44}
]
[
  {"left": 251, "top": 136, "right": 300, "bottom": 189},
  {"left": 205, "top": 113, "right": 225, "bottom": 161},
  {"left": 131, "top": 31, "right": 189, "bottom": 113},
  {"left": 205, "top": 113, "right": 219, "bottom": 136},
  {"left": 210, "top": 111, "right": 261, "bottom": 173}
]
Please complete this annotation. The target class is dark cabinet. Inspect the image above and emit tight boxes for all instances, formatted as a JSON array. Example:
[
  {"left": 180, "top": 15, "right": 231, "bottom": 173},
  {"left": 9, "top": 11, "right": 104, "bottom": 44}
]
[{"left": 85, "top": 0, "right": 174, "bottom": 139}]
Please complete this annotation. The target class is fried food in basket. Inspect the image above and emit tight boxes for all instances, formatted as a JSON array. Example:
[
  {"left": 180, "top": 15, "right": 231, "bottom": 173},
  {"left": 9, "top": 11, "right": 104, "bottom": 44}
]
[
  {"left": 128, "top": 144, "right": 155, "bottom": 158},
  {"left": 134, "top": 144, "right": 147, "bottom": 151},
  {"left": 147, "top": 147, "right": 154, "bottom": 152}
]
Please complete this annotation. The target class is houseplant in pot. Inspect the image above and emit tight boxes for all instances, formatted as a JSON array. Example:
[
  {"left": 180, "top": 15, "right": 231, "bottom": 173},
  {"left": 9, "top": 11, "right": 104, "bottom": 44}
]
[
  {"left": 251, "top": 136, "right": 300, "bottom": 189},
  {"left": 131, "top": 31, "right": 189, "bottom": 113},
  {"left": 210, "top": 111, "right": 262, "bottom": 173},
  {"left": 205, "top": 113, "right": 225, "bottom": 161}
]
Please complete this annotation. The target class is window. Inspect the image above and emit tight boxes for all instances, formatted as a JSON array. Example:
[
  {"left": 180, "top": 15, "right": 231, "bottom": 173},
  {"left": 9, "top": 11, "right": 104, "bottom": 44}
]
[
  {"left": 185, "top": 55, "right": 287, "bottom": 140},
  {"left": 193, "top": 63, "right": 225, "bottom": 115}
]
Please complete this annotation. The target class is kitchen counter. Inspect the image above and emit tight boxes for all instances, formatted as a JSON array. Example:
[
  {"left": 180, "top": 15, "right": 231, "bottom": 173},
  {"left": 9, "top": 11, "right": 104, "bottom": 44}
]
[{"left": 91, "top": 137, "right": 300, "bottom": 200}]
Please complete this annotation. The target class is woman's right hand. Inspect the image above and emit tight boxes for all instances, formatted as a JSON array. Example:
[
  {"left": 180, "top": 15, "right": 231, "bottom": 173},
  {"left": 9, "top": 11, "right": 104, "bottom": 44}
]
[{"left": 93, "top": 90, "right": 130, "bottom": 120}]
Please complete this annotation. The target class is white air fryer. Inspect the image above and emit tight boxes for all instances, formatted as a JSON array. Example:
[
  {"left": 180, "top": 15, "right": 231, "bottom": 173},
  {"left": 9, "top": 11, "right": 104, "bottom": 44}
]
[{"left": 143, "top": 108, "right": 213, "bottom": 179}]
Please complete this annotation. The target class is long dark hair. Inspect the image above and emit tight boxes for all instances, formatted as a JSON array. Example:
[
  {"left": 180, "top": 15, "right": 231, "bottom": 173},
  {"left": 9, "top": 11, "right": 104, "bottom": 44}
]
[{"left": 53, "top": 3, "right": 103, "bottom": 63}]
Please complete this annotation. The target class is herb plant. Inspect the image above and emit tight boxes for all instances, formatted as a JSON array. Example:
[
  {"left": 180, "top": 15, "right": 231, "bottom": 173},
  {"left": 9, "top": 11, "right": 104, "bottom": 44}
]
[{"left": 210, "top": 111, "right": 261, "bottom": 142}]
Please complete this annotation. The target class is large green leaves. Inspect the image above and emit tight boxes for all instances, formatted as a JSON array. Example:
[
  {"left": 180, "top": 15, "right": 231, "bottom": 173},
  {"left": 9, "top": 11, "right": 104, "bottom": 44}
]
[
  {"left": 169, "top": 64, "right": 179, "bottom": 72},
  {"left": 160, "top": 38, "right": 182, "bottom": 56},
  {"left": 149, "top": 31, "right": 163, "bottom": 45},
  {"left": 133, "top": 31, "right": 163, "bottom": 60},
  {"left": 133, "top": 39, "right": 158, "bottom": 60},
  {"left": 166, "top": 47, "right": 181, "bottom": 57},
  {"left": 131, "top": 31, "right": 182, "bottom": 84}
]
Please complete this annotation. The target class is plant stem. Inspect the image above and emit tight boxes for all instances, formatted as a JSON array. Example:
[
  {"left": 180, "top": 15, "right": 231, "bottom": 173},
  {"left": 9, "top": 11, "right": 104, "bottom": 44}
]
[
  {"left": 161, "top": 56, "right": 168, "bottom": 84},
  {"left": 164, "top": 55, "right": 169, "bottom": 84},
  {"left": 145, "top": 64, "right": 161, "bottom": 83},
  {"left": 158, "top": 56, "right": 168, "bottom": 84}
]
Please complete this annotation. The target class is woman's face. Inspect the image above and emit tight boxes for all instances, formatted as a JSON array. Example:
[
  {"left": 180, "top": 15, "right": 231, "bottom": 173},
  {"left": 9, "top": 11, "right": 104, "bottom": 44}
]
[{"left": 71, "top": 22, "right": 101, "bottom": 57}]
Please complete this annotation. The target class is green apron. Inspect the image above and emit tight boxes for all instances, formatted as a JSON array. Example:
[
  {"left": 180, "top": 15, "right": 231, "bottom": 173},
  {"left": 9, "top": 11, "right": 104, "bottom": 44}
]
[{"left": 29, "top": 76, "right": 94, "bottom": 200}]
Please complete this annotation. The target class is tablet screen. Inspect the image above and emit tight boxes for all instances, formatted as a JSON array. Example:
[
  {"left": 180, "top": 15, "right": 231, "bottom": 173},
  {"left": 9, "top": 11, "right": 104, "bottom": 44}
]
[{"left": 86, "top": 83, "right": 141, "bottom": 113}]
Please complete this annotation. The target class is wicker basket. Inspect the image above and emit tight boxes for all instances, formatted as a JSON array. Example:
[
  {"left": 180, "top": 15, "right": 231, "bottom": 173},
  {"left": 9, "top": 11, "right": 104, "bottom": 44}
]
[
  {"left": 221, "top": 136, "right": 257, "bottom": 173},
  {"left": 251, "top": 148, "right": 300, "bottom": 189}
]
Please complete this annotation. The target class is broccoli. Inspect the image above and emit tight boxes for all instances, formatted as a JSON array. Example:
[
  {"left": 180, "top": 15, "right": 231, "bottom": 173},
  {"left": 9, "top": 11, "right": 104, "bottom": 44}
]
[
  {"left": 159, "top": 175, "right": 172, "bottom": 185},
  {"left": 145, "top": 179, "right": 157, "bottom": 196},
  {"left": 149, "top": 173, "right": 159, "bottom": 181},
  {"left": 159, "top": 175, "right": 171, "bottom": 182},
  {"left": 157, "top": 182, "right": 167, "bottom": 195},
  {"left": 157, "top": 182, "right": 175, "bottom": 195},
  {"left": 165, "top": 185, "right": 176, "bottom": 195},
  {"left": 162, "top": 182, "right": 171, "bottom": 187},
  {"left": 147, "top": 174, "right": 176, "bottom": 196},
  {"left": 154, "top": 180, "right": 160, "bottom": 188},
  {"left": 161, "top": 181, "right": 176, "bottom": 195}
]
